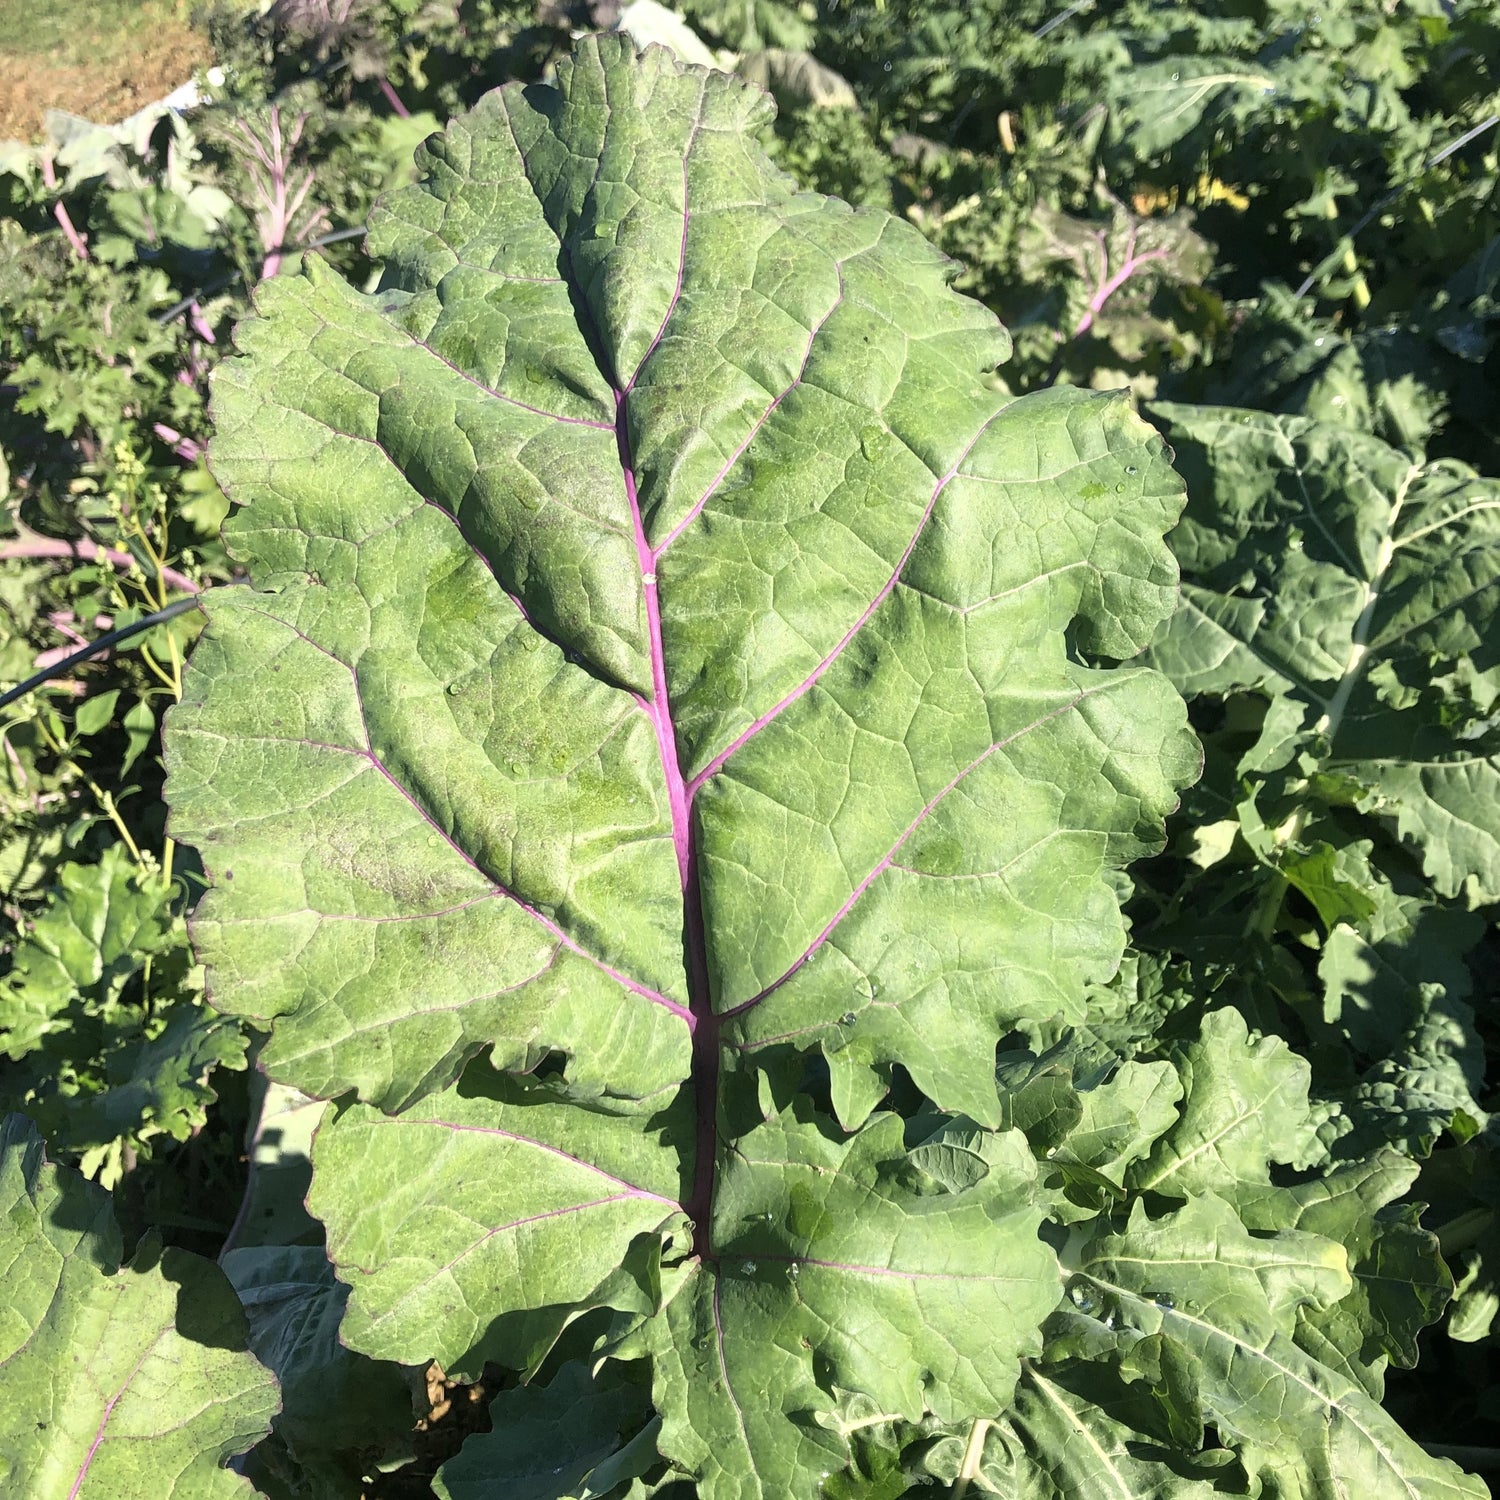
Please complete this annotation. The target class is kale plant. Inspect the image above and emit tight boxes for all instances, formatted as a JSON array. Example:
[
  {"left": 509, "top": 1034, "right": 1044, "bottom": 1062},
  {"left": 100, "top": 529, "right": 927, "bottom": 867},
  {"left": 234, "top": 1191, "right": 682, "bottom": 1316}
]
[{"left": 124, "top": 36, "right": 1487, "bottom": 1498}]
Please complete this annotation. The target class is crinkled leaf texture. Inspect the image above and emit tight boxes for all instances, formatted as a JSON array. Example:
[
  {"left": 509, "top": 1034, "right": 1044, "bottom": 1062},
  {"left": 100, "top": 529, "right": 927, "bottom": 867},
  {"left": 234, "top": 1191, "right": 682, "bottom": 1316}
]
[
  {"left": 165, "top": 36, "right": 1199, "bottom": 1496},
  {"left": 1144, "top": 404, "right": 1500, "bottom": 902},
  {"left": 0, "top": 846, "right": 177, "bottom": 1064},
  {"left": 0, "top": 1114, "right": 278, "bottom": 1499},
  {"left": 1044, "top": 1010, "right": 1483, "bottom": 1500},
  {"left": 0, "top": 845, "right": 247, "bottom": 1171}
]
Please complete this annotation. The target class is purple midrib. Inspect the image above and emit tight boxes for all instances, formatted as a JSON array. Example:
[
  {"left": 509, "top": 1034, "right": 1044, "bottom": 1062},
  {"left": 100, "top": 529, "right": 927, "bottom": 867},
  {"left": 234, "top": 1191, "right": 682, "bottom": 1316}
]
[
  {"left": 594, "top": 141, "right": 1004, "bottom": 1262},
  {"left": 232, "top": 603, "right": 693, "bottom": 1026},
  {"left": 362, "top": 1192, "right": 665, "bottom": 1327},
  {"left": 613, "top": 385, "right": 720, "bottom": 1260},
  {"left": 508, "top": 99, "right": 1022, "bottom": 1267},
  {"left": 354, "top": 1113, "right": 681, "bottom": 1205},
  {"left": 68, "top": 1333, "right": 167, "bottom": 1500},
  {"left": 619, "top": 421, "right": 695, "bottom": 891}
]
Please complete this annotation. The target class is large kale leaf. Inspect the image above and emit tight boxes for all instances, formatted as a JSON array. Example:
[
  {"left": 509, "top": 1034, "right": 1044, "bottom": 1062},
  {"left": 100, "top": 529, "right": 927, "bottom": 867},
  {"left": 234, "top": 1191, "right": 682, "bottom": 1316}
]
[{"left": 160, "top": 35, "right": 1318, "bottom": 1496}]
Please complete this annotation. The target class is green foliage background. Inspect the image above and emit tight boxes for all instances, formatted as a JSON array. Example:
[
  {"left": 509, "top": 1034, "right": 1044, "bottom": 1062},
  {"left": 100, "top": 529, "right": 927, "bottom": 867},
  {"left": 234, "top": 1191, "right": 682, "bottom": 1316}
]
[{"left": 0, "top": 0, "right": 1497, "bottom": 1495}]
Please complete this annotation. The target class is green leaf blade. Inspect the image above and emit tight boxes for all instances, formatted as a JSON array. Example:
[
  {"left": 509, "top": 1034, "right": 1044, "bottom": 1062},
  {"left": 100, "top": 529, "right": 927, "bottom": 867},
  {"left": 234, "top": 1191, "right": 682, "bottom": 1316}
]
[
  {"left": 0, "top": 1115, "right": 278, "bottom": 1500},
  {"left": 164, "top": 36, "right": 1201, "bottom": 1495}
]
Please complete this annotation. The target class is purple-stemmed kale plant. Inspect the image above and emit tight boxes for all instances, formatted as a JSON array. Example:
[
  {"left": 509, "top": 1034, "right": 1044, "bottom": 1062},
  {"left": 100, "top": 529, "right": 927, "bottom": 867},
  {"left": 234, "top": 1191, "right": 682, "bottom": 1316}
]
[{"left": 157, "top": 37, "right": 1485, "bottom": 1500}]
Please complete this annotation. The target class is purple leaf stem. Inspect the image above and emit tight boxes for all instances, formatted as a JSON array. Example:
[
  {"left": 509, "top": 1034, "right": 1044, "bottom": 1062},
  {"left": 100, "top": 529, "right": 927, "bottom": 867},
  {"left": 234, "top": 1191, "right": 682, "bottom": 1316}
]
[
  {"left": 1072, "top": 224, "right": 1169, "bottom": 339},
  {"left": 67, "top": 1334, "right": 166, "bottom": 1500},
  {"left": 153, "top": 421, "right": 205, "bottom": 463},
  {"left": 603, "top": 113, "right": 722, "bottom": 1258},
  {"left": 0, "top": 536, "right": 199, "bottom": 596},
  {"left": 39, "top": 150, "right": 89, "bottom": 262},
  {"left": 377, "top": 77, "right": 411, "bottom": 119},
  {"left": 614, "top": 391, "right": 717, "bottom": 1257}
]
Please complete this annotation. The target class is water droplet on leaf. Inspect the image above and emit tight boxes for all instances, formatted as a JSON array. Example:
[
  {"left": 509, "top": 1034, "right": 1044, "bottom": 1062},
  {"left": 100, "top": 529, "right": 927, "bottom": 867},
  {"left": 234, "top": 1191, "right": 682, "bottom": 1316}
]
[
  {"left": 1067, "top": 1278, "right": 1099, "bottom": 1314},
  {"left": 521, "top": 634, "right": 540, "bottom": 651},
  {"left": 447, "top": 682, "right": 462, "bottom": 696},
  {"left": 642, "top": 572, "right": 657, "bottom": 586},
  {"left": 840, "top": 1011, "right": 858, "bottom": 1027},
  {"left": 741, "top": 1261, "right": 757, "bottom": 1276},
  {"left": 1125, "top": 465, "right": 1138, "bottom": 476}
]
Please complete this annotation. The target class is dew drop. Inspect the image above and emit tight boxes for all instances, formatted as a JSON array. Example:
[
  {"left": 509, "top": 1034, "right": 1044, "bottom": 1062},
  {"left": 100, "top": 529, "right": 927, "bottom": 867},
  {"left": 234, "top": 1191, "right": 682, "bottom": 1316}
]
[
  {"left": 789, "top": 1261, "right": 801, "bottom": 1278},
  {"left": 1067, "top": 1278, "right": 1100, "bottom": 1315},
  {"left": 446, "top": 682, "right": 462, "bottom": 696},
  {"left": 509, "top": 759, "right": 525, "bottom": 776},
  {"left": 882, "top": 60, "right": 892, "bottom": 72},
  {"left": 1115, "top": 482, "right": 1125, "bottom": 492},
  {"left": 1102, "top": 1310, "right": 1117, "bottom": 1331},
  {"left": 1125, "top": 465, "right": 1138, "bottom": 476},
  {"left": 859, "top": 424, "right": 887, "bottom": 461},
  {"left": 1152, "top": 1292, "right": 1176, "bottom": 1311},
  {"left": 1314, "top": 336, "right": 1326, "bottom": 347},
  {"left": 521, "top": 634, "right": 541, "bottom": 651},
  {"left": 642, "top": 572, "right": 657, "bottom": 586},
  {"left": 525, "top": 364, "right": 546, "bottom": 385},
  {"left": 1171, "top": 70, "right": 1180, "bottom": 81},
  {"left": 741, "top": 1261, "right": 757, "bottom": 1276},
  {"left": 840, "top": 1011, "right": 858, "bottom": 1027},
  {"left": 518, "top": 491, "right": 543, "bottom": 511}
]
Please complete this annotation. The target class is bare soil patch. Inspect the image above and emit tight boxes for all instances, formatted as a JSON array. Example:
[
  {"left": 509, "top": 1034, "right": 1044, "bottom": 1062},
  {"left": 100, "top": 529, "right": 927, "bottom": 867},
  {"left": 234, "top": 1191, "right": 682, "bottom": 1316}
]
[{"left": 0, "top": 0, "right": 211, "bottom": 141}]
